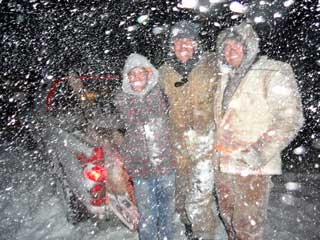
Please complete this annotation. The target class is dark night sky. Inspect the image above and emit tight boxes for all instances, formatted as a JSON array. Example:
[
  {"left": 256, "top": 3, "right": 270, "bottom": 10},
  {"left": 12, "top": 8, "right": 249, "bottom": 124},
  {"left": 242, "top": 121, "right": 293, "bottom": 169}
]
[
  {"left": 0, "top": 1, "right": 318, "bottom": 71},
  {"left": 0, "top": 1, "right": 318, "bottom": 70}
]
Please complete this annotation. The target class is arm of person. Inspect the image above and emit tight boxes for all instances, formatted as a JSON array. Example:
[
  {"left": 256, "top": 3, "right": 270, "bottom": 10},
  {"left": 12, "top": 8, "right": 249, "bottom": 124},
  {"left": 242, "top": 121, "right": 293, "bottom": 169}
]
[
  {"left": 67, "top": 72, "right": 84, "bottom": 96},
  {"left": 191, "top": 57, "right": 218, "bottom": 136},
  {"left": 192, "top": 83, "right": 217, "bottom": 135},
  {"left": 85, "top": 92, "right": 125, "bottom": 147},
  {"left": 248, "top": 63, "right": 304, "bottom": 167}
]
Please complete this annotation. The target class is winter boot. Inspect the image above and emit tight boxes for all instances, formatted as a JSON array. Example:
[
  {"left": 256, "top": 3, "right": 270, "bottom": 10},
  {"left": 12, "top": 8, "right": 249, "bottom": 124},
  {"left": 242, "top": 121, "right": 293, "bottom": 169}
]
[{"left": 185, "top": 223, "right": 200, "bottom": 240}]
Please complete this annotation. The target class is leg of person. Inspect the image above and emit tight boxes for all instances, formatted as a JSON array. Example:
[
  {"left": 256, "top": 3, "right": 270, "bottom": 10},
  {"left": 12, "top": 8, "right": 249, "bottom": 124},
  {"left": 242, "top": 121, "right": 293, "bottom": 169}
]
[
  {"left": 185, "top": 159, "right": 220, "bottom": 240},
  {"left": 132, "top": 177, "right": 159, "bottom": 240},
  {"left": 157, "top": 171, "right": 176, "bottom": 240},
  {"left": 175, "top": 150, "right": 192, "bottom": 226},
  {"left": 215, "top": 171, "right": 237, "bottom": 240},
  {"left": 233, "top": 175, "right": 272, "bottom": 240}
]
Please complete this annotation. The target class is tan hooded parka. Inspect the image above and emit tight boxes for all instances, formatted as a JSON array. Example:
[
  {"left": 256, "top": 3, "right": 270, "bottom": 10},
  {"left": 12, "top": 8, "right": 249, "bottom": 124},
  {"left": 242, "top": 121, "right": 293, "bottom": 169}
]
[{"left": 214, "top": 23, "right": 304, "bottom": 175}]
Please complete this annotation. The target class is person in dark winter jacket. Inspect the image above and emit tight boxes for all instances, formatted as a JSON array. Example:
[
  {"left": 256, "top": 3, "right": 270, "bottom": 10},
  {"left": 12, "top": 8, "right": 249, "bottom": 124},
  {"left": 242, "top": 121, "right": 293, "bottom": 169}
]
[{"left": 114, "top": 53, "right": 176, "bottom": 240}]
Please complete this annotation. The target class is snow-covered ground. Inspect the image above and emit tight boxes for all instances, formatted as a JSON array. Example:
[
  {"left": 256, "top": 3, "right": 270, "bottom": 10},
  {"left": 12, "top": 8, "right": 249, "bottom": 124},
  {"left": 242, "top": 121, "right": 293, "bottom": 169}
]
[
  {"left": 0, "top": 142, "right": 319, "bottom": 240},
  {"left": 0, "top": 143, "right": 218, "bottom": 240},
  {"left": 0, "top": 144, "right": 139, "bottom": 240},
  {"left": 266, "top": 173, "right": 320, "bottom": 240}
]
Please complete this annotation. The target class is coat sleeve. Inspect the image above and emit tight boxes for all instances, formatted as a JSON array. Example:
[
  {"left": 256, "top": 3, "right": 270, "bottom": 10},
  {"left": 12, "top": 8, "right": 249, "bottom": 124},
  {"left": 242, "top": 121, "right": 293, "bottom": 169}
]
[
  {"left": 254, "top": 63, "right": 304, "bottom": 163},
  {"left": 192, "top": 59, "right": 218, "bottom": 135},
  {"left": 110, "top": 93, "right": 126, "bottom": 130},
  {"left": 158, "top": 66, "right": 191, "bottom": 155},
  {"left": 158, "top": 65, "right": 167, "bottom": 90}
]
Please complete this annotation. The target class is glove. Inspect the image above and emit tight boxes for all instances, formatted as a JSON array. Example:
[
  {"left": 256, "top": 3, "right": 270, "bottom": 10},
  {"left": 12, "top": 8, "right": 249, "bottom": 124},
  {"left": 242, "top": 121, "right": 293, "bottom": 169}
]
[
  {"left": 232, "top": 146, "right": 262, "bottom": 170},
  {"left": 183, "top": 128, "right": 214, "bottom": 160}
]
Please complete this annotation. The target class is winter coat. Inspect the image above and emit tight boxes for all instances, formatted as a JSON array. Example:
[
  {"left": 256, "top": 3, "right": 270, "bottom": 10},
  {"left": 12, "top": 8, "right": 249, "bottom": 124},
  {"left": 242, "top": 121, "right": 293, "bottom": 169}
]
[
  {"left": 214, "top": 23, "right": 304, "bottom": 175},
  {"left": 159, "top": 23, "right": 221, "bottom": 237},
  {"left": 159, "top": 52, "right": 218, "bottom": 162},
  {"left": 114, "top": 54, "right": 175, "bottom": 179}
]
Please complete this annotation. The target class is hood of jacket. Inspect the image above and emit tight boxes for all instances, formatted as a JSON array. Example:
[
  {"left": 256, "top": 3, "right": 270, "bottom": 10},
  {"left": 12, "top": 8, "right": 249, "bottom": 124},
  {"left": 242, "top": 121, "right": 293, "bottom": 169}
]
[
  {"left": 216, "top": 22, "right": 259, "bottom": 75},
  {"left": 122, "top": 53, "right": 159, "bottom": 97}
]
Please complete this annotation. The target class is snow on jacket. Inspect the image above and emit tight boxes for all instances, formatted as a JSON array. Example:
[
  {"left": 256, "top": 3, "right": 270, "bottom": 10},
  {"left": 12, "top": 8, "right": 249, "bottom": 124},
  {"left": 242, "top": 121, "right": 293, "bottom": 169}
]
[
  {"left": 159, "top": 52, "right": 218, "bottom": 161},
  {"left": 159, "top": 23, "right": 221, "bottom": 237},
  {"left": 114, "top": 53, "right": 175, "bottom": 179},
  {"left": 214, "top": 23, "right": 304, "bottom": 175}
]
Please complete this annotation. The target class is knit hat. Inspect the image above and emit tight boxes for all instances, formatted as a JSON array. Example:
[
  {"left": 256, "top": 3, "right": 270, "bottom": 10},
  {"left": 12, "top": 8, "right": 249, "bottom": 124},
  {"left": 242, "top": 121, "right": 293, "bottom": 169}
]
[
  {"left": 166, "top": 21, "right": 201, "bottom": 87},
  {"left": 170, "top": 20, "right": 200, "bottom": 42}
]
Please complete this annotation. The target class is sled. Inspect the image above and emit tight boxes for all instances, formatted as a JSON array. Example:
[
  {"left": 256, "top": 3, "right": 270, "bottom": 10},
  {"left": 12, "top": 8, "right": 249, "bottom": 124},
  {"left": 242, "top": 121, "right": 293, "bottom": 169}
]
[
  {"left": 107, "top": 193, "right": 139, "bottom": 231},
  {"left": 79, "top": 146, "right": 139, "bottom": 231},
  {"left": 47, "top": 125, "right": 139, "bottom": 230}
]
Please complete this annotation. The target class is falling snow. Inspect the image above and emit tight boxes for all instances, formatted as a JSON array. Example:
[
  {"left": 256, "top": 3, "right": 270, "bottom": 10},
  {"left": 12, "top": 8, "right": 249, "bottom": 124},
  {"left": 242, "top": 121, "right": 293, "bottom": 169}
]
[{"left": 0, "top": 0, "right": 319, "bottom": 239}]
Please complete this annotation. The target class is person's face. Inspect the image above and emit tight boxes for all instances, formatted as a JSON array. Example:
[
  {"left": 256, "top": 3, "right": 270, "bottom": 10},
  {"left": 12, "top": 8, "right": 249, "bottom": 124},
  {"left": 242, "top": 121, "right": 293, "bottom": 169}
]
[
  {"left": 223, "top": 39, "right": 244, "bottom": 68},
  {"left": 112, "top": 130, "right": 124, "bottom": 146},
  {"left": 128, "top": 67, "right": 150, "bottom": 92},
  {"left": 173, "top": 38, "right": 196, "bottom": 63}
]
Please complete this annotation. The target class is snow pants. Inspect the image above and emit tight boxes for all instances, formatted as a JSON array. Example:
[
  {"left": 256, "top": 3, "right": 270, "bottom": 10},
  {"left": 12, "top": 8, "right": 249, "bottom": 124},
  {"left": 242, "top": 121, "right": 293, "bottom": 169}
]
[
  {"left": 215, "top": 172, "right": 272, "bottom": 240},
  {"left": 175, "top": 150, "right": 220, "bottom": 239}
]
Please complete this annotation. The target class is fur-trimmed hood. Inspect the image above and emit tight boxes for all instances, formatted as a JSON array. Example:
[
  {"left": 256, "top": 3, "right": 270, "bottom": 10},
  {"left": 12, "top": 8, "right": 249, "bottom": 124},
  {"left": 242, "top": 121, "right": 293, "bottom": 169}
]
[
  {"left": 216, "top": 23, "right": 260, "bottom": 116},
  {"left": 122, "top": 53, "right": 159, "bottom": 97},
  {"left": 216, "top": 22, "right": 259, "bottom": 74}
]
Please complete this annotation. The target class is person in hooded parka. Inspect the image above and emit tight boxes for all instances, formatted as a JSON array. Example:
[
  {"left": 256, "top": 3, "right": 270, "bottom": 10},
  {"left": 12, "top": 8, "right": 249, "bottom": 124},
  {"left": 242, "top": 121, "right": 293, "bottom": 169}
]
[
  {"left": 114, "top": 53, "right": 176, "bottom": 240},
  {"left": 159, "top": 20, "right": 221, "bottom": 240},
  {"left": 213, "top": 22, "right": 304, "bottom": 240}
]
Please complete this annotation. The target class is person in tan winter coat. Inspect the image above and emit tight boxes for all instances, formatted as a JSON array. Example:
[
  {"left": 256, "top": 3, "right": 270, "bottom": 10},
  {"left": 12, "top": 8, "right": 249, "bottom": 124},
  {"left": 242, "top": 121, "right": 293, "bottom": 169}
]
[
  {"left": 213, "top": 22, "right": 304, "bottom": 240},
  {"left": 159, "top": 20, "right": 221, "bottom": 240}
]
